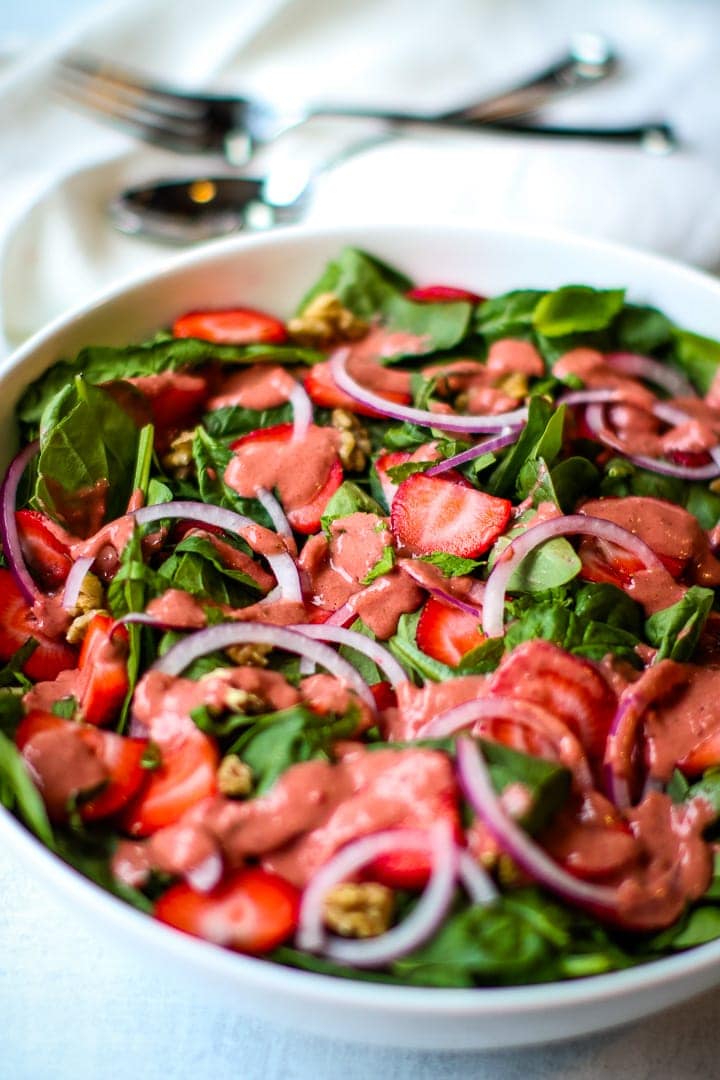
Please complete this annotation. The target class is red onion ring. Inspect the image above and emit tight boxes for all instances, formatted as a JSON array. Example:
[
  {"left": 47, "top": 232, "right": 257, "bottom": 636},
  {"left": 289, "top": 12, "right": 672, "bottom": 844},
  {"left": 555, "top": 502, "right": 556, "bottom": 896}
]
[
  {"left": 325, "top": 602, "right": 355, "bottom": 627},
  {"left": 255, "top": 487, "right": 295, "bottom": 545},
  {"left": 420, "top": 696, "right": 593, "bottom": 789},
  {"left": 606, "top": 352, "right": 697, "bottom": 398},
  {"left": 482, "top": 514, "right": 665, "bottom": 638},
  {"left": 457, "top": 849, "right": 499, "bottom": 905},
  {"left": 61, "top": 555, "right": 95, "bottom": 612},
  {"left": 0, "top": 440, "right": 41, "bottom": 603},
  {"left": 133, "top": 500, "right": 301, "bottom": 602},
  {"left": 425, "top": 428, "right": 521, "bottom": 477},
  {"left": 291, "top": 623, "right": 408, "bottom": 689},
  {"left": 289, "top": 381, "right": 313, "bottom": 443},
  {"left": 556, "top": 389, "right": 620, "bottom": 409},
  {"left": 456, "top": 739, "right": 618, "bottom": 912},
  {"left": 151, "top": 621, "right": 375, "bottom": 710},
  {"left": 586, "top": 400, "right": 720, "bottom": 479},
  {"left": 329, "top": 349, "right": 528, "bottom": 432},
  {"left": 296, "top": 822, "right": 457, "bottom": 966}
]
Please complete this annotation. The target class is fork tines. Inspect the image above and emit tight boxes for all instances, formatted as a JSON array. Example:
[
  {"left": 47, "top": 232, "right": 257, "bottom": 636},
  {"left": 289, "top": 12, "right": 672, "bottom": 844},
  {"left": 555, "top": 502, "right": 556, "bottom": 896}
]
[{"left": 54, "top": 54, "right": 228, "bottom": 153}]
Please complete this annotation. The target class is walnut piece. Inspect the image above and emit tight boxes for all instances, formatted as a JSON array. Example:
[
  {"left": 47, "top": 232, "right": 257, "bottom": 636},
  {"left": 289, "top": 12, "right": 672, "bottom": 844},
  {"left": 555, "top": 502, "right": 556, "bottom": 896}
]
[
  {"left": 496, "top": 371, "right": 528, "bottom": 399},
  {"left": 160, "top": 429, "right": 196, "bottom": 479},
  {"left": 323, "top": 881, "right": 394, "bottom": 939},
  {"left": 224, "top": 687, "right": 266, "bottom": 714},
  {"left": 66, "top": 607, "right": 109, "bottom": 645},
  {"left": 287, "top": 293, "right": 368, "bottom": 348},
  {"left": 224, "top": 642, "right": 273, "bottom": 668},
  {"left": 331, "top": 409, "right": 372, "bottom": 472},
  {"left": 217, "top": 754, "right": 253, "bottom": 797}
]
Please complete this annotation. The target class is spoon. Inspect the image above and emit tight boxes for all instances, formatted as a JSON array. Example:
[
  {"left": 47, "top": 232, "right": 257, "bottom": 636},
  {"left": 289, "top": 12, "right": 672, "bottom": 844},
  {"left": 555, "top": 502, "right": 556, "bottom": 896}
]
[{"left": 109, "top": 118, "right": 677, "bottom": 246}]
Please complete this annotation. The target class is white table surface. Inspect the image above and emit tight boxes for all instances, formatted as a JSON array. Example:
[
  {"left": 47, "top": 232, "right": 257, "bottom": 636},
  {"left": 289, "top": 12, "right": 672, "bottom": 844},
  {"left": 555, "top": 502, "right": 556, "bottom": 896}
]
[{"left": 3, "top": 3, "right": 720, "bottom": 1076}]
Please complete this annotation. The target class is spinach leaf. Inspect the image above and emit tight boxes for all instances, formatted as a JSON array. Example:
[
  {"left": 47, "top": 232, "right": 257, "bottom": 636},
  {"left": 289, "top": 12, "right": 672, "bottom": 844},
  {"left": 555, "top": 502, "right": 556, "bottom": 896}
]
[
  {"left": 53, "top": 831, "right": 152, "bottom": 913},
  {"left": 485, "top": 397, "right": 554, "bottom": 497},
  {"left": 0, "top": 730, "right": 54, "bottom": 846},
  {"left": 550, "top": 456, "right": 600, "bottom": 512},
  {"left": 533, "top": 286, "right": 625, "bottom": 337},
  {"left": 338, "top": 618, "right": 384, "bottom": 686},
  {"left": 387, "top": 611, "right": 455, "bottom": 682},
  {"left": 614, "top": 304, "right": 674, "bottom": 355},
  {"left": 320, "top": 481, "right": 385, "bottom": 532},
  {"left": 478, "top": 739, "right": 571, "bottom": 834},
  {"left": 686, "top": 485, "right": 720, "bottom": 531},
  {"left": 35, "top": 378, "right": 140, "bottom": 531},
  {"left": 19, "top": 338, "right": 323, "bottom": 427},
  {"left": 420, "top": 552, "right": 481, "bottom": 577},
  {"left": 226, "top": 703, "right": 358, "bottom": 794},
  {"left": 202, "top": 402, "right": 292, "bottom": 440},
  {"left": 475, "top": 290, "right": 544, "bottom": 342},
  {"left": 296, "top": 248, "right": 471, "bottom": 352},
  {"left": 158, "top": 534, "right": 262, "bottom": 608},
  {"left": 687, "top": 769, "right": 720, "bottom": 823},
  {"left": 645, "top": 586, "right": 715, "bottom": 662},
  {"left": 671, "top": 328, "right": 720, "bottom": 394},
  {"left": 600, "top": 457, "right": 686, "bottom": 505},
  {"left": 0, "top": 690, "right": 23, "bottom": 735},
  {"left": 0, "top": 641, "right": 37, "bottom": 691},
  {"left": 188, "top": 427, "right": 273, "bottom": 526}
]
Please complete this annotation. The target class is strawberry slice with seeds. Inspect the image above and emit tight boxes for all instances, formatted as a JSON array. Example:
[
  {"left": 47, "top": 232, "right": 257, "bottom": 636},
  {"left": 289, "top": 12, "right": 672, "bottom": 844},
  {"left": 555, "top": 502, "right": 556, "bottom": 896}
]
[
  {"left": 416, "top": 598, "right": 485, "bottom": 667},
  {"left": 390, "top": 474, "right": 511, "bottom": 558}
]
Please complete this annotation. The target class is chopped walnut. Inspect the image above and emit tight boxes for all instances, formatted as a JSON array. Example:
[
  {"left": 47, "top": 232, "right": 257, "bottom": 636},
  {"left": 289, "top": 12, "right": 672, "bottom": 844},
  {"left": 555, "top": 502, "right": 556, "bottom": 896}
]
[
  {"left": 66, "top": 607, "right": 109, "bottom": 646},
  {"left": 160, "top": 429, "right": 196, "bottom": 479},
  {"left": 331, "top": 409, "right": 371, "bottom": 472},
  {"left": 224, "top": 687, "right": 266, "bottom": 714},
  {"left": 66, "top": 571, "right": 104, "bottom": 618},
  {"left": 497, "top": 853, "right": 523, "bottom": 887},
  {"left": 224, "top": 642, "right": 273, "bottom": 668},
  {"left": 496, "top": 371, "right": 528, "bottom": 399},
  {"left": 217, "top": 754, "right": 253, "bottom": 797},
  {"left": 287, "top": 292, "right": 368, "bottom": 347},
  {"left": 323, "top": 882, "right": 394, "bottom": 939}
]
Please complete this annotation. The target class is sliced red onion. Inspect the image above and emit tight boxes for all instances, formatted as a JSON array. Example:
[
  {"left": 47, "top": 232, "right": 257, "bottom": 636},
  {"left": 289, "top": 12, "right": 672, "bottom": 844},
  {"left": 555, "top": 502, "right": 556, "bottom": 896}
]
[
  {"left": 325, "top": 602, "right": 355, "bottom": 627},
  {"left": 482, "top": 514, "right": 665, "bottom": 638},
  {"left": 330, "top": 349, "right": 528, "bottom": 432},
  {"left": 586, "top": 399, "right": 720, "bottom": 478},
  {"left": 425, "top": 428, "right": 521, "bottom": 477},
  {"left": 457, "top": 849, "right": 499, "bottom": 905},
  {"left": 0, "top": 440, "right": 40, "bottom": 603},
  {"left": 255, "top": 487, "right": 294, "bottom": 543},
  {"left": 62, "top": 555, "right": 95, "bottom": 612},
  {"left": 133, "top": 500, "right": 301, "bottom": 602},
  {"left": 556, "top": 389, "right": 620, "bottom": 408},
  {"left": 651, "top": 400, "right": 697, "bottom": 427},
  {"left": 398, "top": 560, "right": 483, "bottom": 618},
  {"left": 152, "top": 621, "right": 375, "bottom": 710},
  {"left": 456, "top": 739, "right": 618, "bottom": 911},
  {"left": 289, "top": 381, "right": 313, "bottom": 443},
  {"left": 296, "top": 822, "right": 457, "bottom": 966},
  {"left": 626, "top": 451, "right": 720, "bottom": 480},
  {"left": 420, "top": 695, "right": 593, "bottom": 789},
  {"left": 606, "top": 352, "right": 696, "bottom": 398},
  {"left": 291, "top": 623, "right": 408, "bottom": 689},
  {"left": 111, "top": 612, "right": 190, "bottom": 635}
]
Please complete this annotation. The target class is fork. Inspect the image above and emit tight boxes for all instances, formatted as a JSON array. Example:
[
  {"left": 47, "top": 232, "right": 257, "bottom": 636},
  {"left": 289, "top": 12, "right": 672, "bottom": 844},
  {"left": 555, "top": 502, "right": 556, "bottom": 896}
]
[{"left": 55, "top": 34, "right": 676, "bottom": 164}]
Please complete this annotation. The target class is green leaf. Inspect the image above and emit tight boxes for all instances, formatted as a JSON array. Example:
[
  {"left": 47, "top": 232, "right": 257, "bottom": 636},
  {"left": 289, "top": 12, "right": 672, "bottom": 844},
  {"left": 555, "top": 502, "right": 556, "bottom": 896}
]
[
  {"left": 478, "top": 739, "right": 571, "bottom": 834},
  {"left": 202, "top": 402, "right": 293, "bottom": 440},
  {"left": 687, "top": 768, "right": 720, "bottom": 822},
  {"left": 685, "top": 485, "right": 720, "bottom": 531},
  {"left": 296, "top": 248, "right": 471, "bottom": 352},
  {"left": 644, "top": 585, "right": 714, "bottom": 662},
  {"left": 0, "top": 730, "right": 54, "bottom": 847},
  {"left": 550, "top": 456, "right": 600, "bottom": 513},
  {"left": 320, "top": 481, "right": 385, "bottom": 533},
  {"left": 486, "top": 397, "right": 554, "bottom": 497},
  {"left": 420, "top": 552, "right": 481, "bottom": 577},
  {"left": 614, "top": 304, "right": 674, "bottom": 355},
  {"left": 338, "top": 618, "right": 385, "bottom": 686},
  {"left": 475, "top": 290, "right": 544, "bottom": 342},
  {"left": 506, "top": 536, "right": 582, "bottom": 593},
  {"left": 35, "top": 378, "right": 140, "bottom": 531},
  {"left": 533, "top": 286, "right": 625, "bottom": 337},
  {"left": 361, "top": 545, "right": 395, "bottom": 584},
  {"left": 53, "top": 832, "right": 152, "bottom": 913},
  {"left": 671, "top": 328, "right": 720, "bottom": 394},
  {"left": 385, "top": 460, "right": 435, "bottom": 483}
]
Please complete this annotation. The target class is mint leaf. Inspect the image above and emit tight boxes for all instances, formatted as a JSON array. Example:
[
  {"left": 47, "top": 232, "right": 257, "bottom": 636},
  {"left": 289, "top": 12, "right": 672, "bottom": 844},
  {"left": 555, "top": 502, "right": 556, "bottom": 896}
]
[
  {"left": 361, "top": 545, "right": 395, "bottom": 584},
  {"left": 420, "top": 552, "right": 481, "bottom": 577}
]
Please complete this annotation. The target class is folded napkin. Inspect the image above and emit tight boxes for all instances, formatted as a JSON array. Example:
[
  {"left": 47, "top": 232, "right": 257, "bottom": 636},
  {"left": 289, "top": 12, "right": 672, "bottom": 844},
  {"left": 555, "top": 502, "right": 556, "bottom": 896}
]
[{"left": 3, "top": 0, "right": 720, "bottom": 348}]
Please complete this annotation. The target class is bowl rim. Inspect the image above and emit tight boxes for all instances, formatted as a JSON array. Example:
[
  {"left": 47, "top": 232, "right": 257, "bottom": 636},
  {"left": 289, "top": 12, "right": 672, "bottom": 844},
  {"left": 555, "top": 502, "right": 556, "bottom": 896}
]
[{"left": 4, "top": 218, "right": 720, "bottom": 1018}]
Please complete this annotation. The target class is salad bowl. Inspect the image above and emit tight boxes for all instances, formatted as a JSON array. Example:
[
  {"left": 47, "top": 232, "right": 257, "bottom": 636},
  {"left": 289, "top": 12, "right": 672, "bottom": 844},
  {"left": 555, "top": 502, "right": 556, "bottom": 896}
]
[{"left": 4, "top": 222, "right": 720, "bottom": 1050}]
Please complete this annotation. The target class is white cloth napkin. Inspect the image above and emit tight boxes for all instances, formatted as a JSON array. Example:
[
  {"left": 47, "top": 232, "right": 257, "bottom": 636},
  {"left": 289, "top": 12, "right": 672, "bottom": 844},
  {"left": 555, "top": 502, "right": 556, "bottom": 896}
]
[{"left": 3, "top": 0, "right": 720, "bottom": 348}]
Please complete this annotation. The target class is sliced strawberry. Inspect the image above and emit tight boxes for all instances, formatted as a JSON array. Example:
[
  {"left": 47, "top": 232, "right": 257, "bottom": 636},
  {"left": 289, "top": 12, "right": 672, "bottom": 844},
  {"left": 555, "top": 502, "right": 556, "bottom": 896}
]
[
  {"left": 489, "top": 640, "right": 616, "bottom": 761},
  {"left": 391, "top": 474, "right": 511, "bottom": 558},
  {"left": 0, "top": 569, "right": 76, "bottom": 681},
  {"left": 678, "top": 730, "right": 720, "bottom": 776},
  {"left": 368, "top": 792, "right": 463, "bottom": 890},
  {"left": 172, "top": 307, "right": 287, "bottom": 345},
  {"left": 127, "top": 371, "right": 209, "bottom": 431},
  {"left": 579, "top": 537, "right": 684, "bottom": 585},
  {"left": 304, "top": 360, "right": 411, "bottom": 418},
  {"left": 406, "top": 285, "right": 484, "bottom": 304},
  {"left": 77, "top": 613, "right": 130, "bottom": 727},
  {"left": 121, "top": 728, "right": 219, "bottom": 837},
  {"left": 155, "top": 867, "right": 300, "bottom": 954},
  {"left": 16, "top": 711, "right": 147, "bottom": 822},
  {"left": 230, "top": 423, "right": 343, "bottom": 535},
  {"left": 370, "top": 680, "right": 397, "bottom": 712},
  {"left": 16, "top": 510, "right": 73, "bottom": 590},
  {"left": 374, "top": 450, "right": 411, "bottom": 508},
  {"left": 416, "top": 598, "right": 485, "bottom": 667}
]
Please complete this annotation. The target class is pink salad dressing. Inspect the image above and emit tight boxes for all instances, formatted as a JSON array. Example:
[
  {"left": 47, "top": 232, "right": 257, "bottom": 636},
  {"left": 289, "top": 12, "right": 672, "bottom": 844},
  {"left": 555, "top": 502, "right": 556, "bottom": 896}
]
[
  {"left": 225, "top": 424, "right": 340, "bottom": 509},
  {"left": 206, "top": 364, "right": 296, "bottom": 411}
]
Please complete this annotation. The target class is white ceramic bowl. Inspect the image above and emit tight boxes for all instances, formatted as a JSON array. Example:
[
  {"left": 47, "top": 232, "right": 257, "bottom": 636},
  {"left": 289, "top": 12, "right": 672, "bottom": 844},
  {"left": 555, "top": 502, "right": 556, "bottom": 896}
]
[{"left": 4, "top": 222, "right": 720, "bottom": 1051}]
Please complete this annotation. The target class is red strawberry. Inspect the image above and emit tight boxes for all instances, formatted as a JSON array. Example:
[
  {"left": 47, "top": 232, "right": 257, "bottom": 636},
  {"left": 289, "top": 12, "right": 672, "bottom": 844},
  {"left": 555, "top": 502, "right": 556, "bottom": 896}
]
[
  {"left": 172, "top": 307, "right": 287, "bottom": 345},
  {"left": 416, "top": 598, "right": 485, "bottom": 667},
  {"left": 0, "top": 569, "right": 76, "bottom": 681},
  {"left": 390, "top": 474, "right": 511, "bottom": 557},
  {"left": 406, "top": 285, "right": 484, "bottom": 304}
]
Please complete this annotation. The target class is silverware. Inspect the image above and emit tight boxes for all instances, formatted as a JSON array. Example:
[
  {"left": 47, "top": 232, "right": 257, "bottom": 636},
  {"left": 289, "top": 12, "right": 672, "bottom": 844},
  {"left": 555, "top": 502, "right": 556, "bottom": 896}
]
[{"left": 57, "top": 33, "right": 628, "bottom": 163}]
